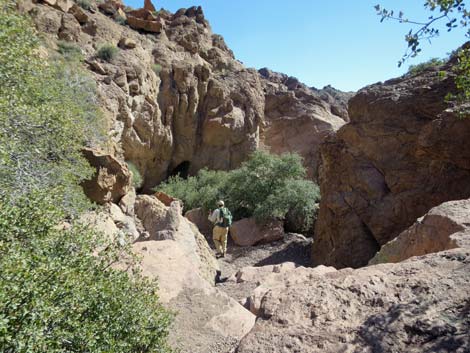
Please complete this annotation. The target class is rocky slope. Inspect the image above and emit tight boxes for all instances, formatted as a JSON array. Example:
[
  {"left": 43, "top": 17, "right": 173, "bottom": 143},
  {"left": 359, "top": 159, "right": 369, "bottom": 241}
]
[
  {"left": 231, "top": 197, "right": 470, "bottom": 353},
  {"left": 313, "top": 61, "right": 470, "bottom": 268},
  {"left": 22, "top": 0, "right": 348, "bottom": 193}
]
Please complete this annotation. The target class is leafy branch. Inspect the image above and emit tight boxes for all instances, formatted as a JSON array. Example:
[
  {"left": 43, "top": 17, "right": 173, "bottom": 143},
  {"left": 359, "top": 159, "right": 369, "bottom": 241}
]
[{"left": 375, "top": 1, "right": 470, "bottom": 66}]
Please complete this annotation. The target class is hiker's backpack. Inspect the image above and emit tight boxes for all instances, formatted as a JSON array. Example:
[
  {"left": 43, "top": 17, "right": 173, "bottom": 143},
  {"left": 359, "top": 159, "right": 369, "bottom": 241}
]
[{"left": 217, "top": 207, "right": 232, "bottom": 227}]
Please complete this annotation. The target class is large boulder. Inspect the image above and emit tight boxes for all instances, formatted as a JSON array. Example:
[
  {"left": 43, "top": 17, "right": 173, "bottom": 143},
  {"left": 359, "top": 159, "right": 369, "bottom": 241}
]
[
  {"left": 370, "top": 199, "right": 470, "bottom": 265},
  {"left": 314, "top": 62, "right": 470, "bottom": 268},
  {"left": 81, "top": 148, "right": 131, "bottom": 204},
  {"left": 237, "top": 247, "right": 470, "bottom": 353},
  {"left": 185, "top": 207, "right": 213, "bottom": 238},
  {"left": 230, "top": 218, "right": 285, "bottom": 246},
  {"left": 134, "top": 194, "right": 218, "bottom": 283},
  {"left": 134, "top": 195, "right": 181, "bottom": 240},
  {"left": 126, "top": 15, "right": 163, "bottom": 33},
  {"left": 131, "top": 240, "right": 256, "bottom": 353}
]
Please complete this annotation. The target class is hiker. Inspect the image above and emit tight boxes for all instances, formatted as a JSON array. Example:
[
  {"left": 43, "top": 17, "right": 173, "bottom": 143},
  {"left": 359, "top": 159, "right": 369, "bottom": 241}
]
[{"left": 208, "top": 200, "right": 232, "bottom": 258}]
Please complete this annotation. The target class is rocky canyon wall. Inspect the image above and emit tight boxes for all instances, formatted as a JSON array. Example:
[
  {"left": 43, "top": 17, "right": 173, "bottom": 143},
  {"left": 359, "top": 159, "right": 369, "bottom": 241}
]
[
  {"left": 24, "top": 0, "right": 349, "bottom": 194},
  {"left": 313, "top": 61, "right": 470, "bottom": 268}
]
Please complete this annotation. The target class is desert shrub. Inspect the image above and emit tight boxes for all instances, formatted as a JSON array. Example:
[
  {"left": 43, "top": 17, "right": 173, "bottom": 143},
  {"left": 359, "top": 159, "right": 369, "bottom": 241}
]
[
  {"left": 0, "top": 2, "right": 173, "bottom": 351},
  {"left": 158, "top": 169, "right": 230, "bottom": 212},
  {"left": 57, "top": 40, "right": 83, "bottom": 61},
  {"left": 0, "top": 192, "right": 173, "bottom": 353},
  {"left": 0, "top": 0, "right": 104, "bottom": 211},
  {"left": 157, "top": 151, "right": 320, "bottom": 232},
  {"left": 407, "top": 57, "right": 446, "bottom": 75},
  {"left": 76, "top": 0, "right": 91, "bottom": 10},
  {"left": 96, "top": 43, "right": 118, "bottom": 62},
  {"left": 127, "top": 161, "right": 143, "bottom": 188},
  {"left": 152, "top": 63, "right": 162, "bottom": 75},
  {"left": 446, "top": 48, "right": 470, "bottom": 116}
]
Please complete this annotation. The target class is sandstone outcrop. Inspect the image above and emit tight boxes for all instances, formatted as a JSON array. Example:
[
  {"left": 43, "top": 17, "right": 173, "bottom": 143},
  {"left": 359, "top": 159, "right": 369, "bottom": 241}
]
[
  {"left": 230, "top": 218, "right": 285, "bottom": 246},
  {"left": 259, "top": 68, "right": 351, "bottom": 179},
  {"left": 314, "top": 62, "right": 470, "bottom": 268},
  {"left": 237, "top": 248, "right": 470, "bottom": 353},
  {"left": 370, "top": 198, "right": 470, "bottom": 265},
  {"left": 81, "top": 148, "right": 131, "bottom": 204}
]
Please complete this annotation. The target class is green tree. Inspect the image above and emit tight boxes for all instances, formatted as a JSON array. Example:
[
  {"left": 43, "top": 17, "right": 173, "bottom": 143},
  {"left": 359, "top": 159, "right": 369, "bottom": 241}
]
[{"left": 157, "top": 152, "right": 320, "bottom": 233}]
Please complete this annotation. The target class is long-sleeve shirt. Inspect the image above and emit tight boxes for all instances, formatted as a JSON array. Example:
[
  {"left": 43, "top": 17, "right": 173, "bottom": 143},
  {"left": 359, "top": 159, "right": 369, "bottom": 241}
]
[{"left": 208, "top": 208, "right": 221, "bottom": 224}]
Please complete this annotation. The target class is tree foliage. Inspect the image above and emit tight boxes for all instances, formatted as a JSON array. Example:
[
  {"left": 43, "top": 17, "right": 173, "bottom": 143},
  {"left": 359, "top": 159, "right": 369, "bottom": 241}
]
[
  {"left": 157, "top": 152, "right": 320, "bottom": 233},
  {"left": 375, "top": 1, "right": 469, "bottom": 66},
  {"left": 0, "top": 1, "right": 173, "bottom": 351},
  {"left": 375, "top": 0, "right": 470, "bottom": 113}
]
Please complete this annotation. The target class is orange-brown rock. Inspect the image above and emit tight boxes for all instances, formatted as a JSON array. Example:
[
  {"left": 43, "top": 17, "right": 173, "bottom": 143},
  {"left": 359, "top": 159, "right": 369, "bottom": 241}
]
[
  {"left": 68, "top": 3, "right": 88, "bottom": 24},
  {"left": 370, "top": 199, "right": 470, "bottom": 264},
  {"left": 314, "top": 61, "right": 470, "bottom": 268},
  {"left": 154, "top": 191, "right": 178, "bottom": 207},
  {"left": 81, "top": 148, "right": 131, "bottom": 204},
  {"left": 126, "top": 8, "right": 155, "bottom": 20},
  {"left": 230, "top": 218, "right": 284, "bottom": 246},
  {"left": 126, "top": 15, "right": 162, "bottom": 33},
  {"left": 143, "top": 0, "right": 156, "bottom": 13}
]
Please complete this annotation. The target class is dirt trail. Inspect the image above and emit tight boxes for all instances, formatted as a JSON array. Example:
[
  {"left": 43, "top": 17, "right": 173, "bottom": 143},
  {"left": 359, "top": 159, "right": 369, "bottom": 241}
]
[{"left": 213, "top": 233, "right": 313, "bottom": 305}]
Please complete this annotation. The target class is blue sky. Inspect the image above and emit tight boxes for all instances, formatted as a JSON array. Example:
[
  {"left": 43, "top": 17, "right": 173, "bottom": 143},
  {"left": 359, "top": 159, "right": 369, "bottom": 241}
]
[{"left": 125, "top": 0, "right": 467, "bottom": 91}]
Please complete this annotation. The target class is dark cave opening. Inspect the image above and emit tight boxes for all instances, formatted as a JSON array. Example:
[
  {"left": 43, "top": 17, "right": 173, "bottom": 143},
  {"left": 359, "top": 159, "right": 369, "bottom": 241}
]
[{"left": 169, "top": 161, "right": 191, "bottom": 179}]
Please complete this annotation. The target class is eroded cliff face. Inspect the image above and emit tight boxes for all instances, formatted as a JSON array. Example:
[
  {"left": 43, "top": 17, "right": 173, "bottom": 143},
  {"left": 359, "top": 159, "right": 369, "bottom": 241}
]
[
  {"left": 24, "top": 0, "right": 349, "bottom": 192},
  {"left": 26, "top": 0, "right": 264, "bottom": 191},
  {"left": 313, "top": 61, "right": 470, "bottom": 268},
  {"left": 259, "top": 68, "right": 352, "bottom": 179}
]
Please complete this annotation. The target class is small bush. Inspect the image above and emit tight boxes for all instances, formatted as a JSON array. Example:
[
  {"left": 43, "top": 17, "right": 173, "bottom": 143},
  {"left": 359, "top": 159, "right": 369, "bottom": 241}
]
[
  {"left": 57, "top": 40, "right": 83, "bottom": 61},
  {"left": 96, "top": 43, "right": 118, "bottom": 62},
  {"left": 127, "top": 161, "right": 143, "bottom": 188},
  {"left": 152, "top": 63, "right": 162, "bottom": 75},
  {"left": 407, "top": 57, "right": 446, "bottom": 75},
  {"left": 76, "top": 0, "right": 91, "bottom": 10},
  {"left": 157, "top": 152, "right": 321, "bottom": 232}
]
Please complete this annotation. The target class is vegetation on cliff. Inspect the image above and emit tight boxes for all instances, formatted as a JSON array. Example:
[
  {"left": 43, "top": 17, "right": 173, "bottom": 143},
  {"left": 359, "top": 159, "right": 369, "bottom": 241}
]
[
  {"left": 0, "top": 1, "right": 172, "bottom": 351},
  {"left": 158, "top": 152, "right": 320, "bottom": 233}
]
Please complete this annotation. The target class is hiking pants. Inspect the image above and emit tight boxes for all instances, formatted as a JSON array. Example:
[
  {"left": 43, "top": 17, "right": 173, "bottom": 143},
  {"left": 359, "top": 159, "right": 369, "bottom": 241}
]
[{"left": 213, "top": 225, "right": 229, "bottom": 255}]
